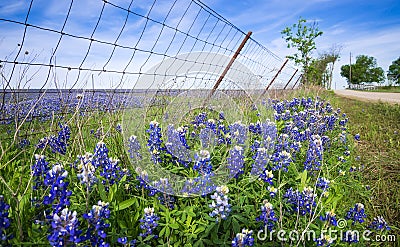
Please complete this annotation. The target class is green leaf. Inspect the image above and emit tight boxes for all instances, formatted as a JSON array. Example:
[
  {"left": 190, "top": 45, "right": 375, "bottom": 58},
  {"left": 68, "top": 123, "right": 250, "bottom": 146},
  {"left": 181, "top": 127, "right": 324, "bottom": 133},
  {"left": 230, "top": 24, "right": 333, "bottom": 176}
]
[
  {"left": 98, "top": 181, "right": 107, "bottom": 202},
  {"left": 170, "top": 222, "right": 179, "bottom": 229},
  {"left": 115, "top": 198, "right": 136, "bottom": 211}
]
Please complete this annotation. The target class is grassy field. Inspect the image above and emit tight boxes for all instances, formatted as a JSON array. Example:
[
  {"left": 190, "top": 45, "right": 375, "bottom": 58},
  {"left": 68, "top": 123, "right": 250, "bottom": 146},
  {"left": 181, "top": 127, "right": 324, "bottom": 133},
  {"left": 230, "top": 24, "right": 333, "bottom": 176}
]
[
  {"left": 352, "top": 86, "right": 400, "bottom": 93},
  {"left": 285, "top": 87, "right": 400, "bottom": 235}
]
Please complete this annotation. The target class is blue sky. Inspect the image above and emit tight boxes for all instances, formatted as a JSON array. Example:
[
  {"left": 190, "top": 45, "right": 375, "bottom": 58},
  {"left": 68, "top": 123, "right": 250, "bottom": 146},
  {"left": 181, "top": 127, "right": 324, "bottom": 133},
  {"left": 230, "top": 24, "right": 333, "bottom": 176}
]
[
  {"left": 0, "top": 0, "right": 399, "bottom": 89},
  {"left": 204, "top": 0, "right": 400, "bottom": 89}
]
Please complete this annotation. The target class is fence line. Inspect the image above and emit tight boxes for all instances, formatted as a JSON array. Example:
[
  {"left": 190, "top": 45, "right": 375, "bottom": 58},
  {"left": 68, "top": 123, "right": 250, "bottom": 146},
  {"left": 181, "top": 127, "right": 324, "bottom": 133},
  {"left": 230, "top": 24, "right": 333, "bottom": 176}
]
[{"left": 0, "top": 0, "right": 301, "bottom": 142}]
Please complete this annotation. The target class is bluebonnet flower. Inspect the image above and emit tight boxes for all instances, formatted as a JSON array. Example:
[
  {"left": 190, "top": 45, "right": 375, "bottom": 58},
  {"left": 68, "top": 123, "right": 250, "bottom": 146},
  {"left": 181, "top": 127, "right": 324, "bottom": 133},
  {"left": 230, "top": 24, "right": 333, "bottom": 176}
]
[
  {"left": 345, "top": 203, "right": 367, "bottom": 225},
  {"left": 315, "top": 235, "right": 334, "bottom": 247},
  {"left": 48, "top": 208, "right": 82, "bottom": 246},
  {"left": 219, "top": 111, "right": 225, "bottom": 120},
  {"left": 18, "top": 138, "right": 30, "bottom": 149},
  {"left": 260, "top": 120, "right": 277, "bottom": 148},
  {"left": 147, "top": 121, "right": 164, "bottom": 163},
  {"left": 217, "top": 124, "right": 231, "bottom": 145},
  {"left": 193, "top": 150, "right": 213, "bottom": 175},
  {"left": 192, "top": 112, "right": 207, "bottom": 128},
  {"left": 165, "top": 125, "right": 191, "bottom": 167},
  {"left": 270, "top": 149, "right": 292, "bottom": 172},
  {"left": 43, "top": 164, "right": 72, "bottom": 214},
  {"left": 118, "top": 237, "right": 136, "bottom": 246},
  {"left": 368, "top": 216, "right": 391, "bottom": 231},
  {"left": 128, "top": 135, "right": 142, "bottom": 160},
  {"left": 82, "top": 201, "right": 111, "bottom": 246},
  {"left": 181, "top": 173, "right": 216, "bottom": 197},
  {"left": 227, "top": 146, "right": 245, "bottom": 179},
  {"left": 354, "top": 133, "right": 360, "bottom": 141},
  {"left": 199, "top": 126, "right": 216, "bottom": 148},
  {"left": 320, "top": 211, "right": 338, "bottom": 226},
  {"left": 209, "top": 185, "right": 231, "bottom": 221},
  {"left": 76, "top": 152, "right": 97, "bottom": 187},
  {"left": 316, "top": 177, "right": 330, "bottom": 191},
  {"left": 304, "top": 135, "right": 323, "bottom": 171},
  {"left": 341, "top": 230, "right": 359, "bottom": 243},
  {"left": 256, "top": 200, "right": 277, "bottom": 231},
  {"left": 116, "top": 123, "right": 122, "bottom": 133},
  {"left": 259, "top": 170, "right": 274, "bottom": 185},
  {"left": 37, "top": 123, "right": 71, "bottom": 155},
  {"left": 31, "top": 154, "right": 50, "bottom": 190},
  {"left": 267, "top": 186, "right": 277, "bottom": 197},
  {"left": 251, "top": 148, "right": 269, "bottom": 177},
  {"left": 206, "top": 119, "right": 217, "bottom": 130},
  {"left": 92, "top": 142, "right": 126, "bottom": 188},
  {"left": 248, "top": 121, "right": 261, "bottom": 135},
  {"left": 135, "top": 168, "right": 159, "bottom": 196},
  {"left": 284, "top": 187, "right": 317, "bottom": 216},
  {"left": 0, "top": 195, "right": 13, "bottom": 242},
  {"left": 229, "top": 121, "right": 247, "bottom": 145},
  {"left": 139, "top": 207, "right": 160, "bottom": 239},
  {"left": 117, "top": 237, "right": 127, "bottom": 244},
  {"left": 232, "top": 229, "right": 254, "bottom": 247}
]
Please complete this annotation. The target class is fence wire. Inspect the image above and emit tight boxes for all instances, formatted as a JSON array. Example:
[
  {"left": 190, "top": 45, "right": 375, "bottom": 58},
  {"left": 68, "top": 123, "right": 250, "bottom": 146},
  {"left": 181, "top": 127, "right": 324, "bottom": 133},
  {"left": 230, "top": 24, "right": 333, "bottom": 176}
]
[{"left": 0, "top": 0, "right": 300, "bottom": 142}]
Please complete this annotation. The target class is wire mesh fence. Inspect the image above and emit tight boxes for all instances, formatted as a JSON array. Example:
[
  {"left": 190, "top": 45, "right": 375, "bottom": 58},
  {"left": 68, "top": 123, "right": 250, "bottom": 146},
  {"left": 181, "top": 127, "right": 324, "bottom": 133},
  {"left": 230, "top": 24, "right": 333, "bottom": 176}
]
[{"left": 0, "top": 0, "right": 300, "bottom": 143}]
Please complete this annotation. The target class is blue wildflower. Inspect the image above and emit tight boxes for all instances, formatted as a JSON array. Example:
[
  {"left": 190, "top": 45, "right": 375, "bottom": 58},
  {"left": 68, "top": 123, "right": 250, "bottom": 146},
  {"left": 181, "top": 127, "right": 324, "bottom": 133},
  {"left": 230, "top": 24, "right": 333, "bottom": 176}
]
[
  {"left": 316, "top": 177, "right": 330, "bottom": 191},
  {"left": 209, "top": 185, "right": 231, "bottom": 221},
  {"left": 32, "top": 154, "right": 50, "bottom": 190},
  {"left": 227, "top": 146, "right": 245, "bottom": 179},
  {"left": 256, "top": 200, "right": 277, "bottom": 231},
  {"left": 251, "top": 148, "right": 269, "bottom": 177},
  {"left": 139, "top": 207, "right": 159, "bottom": 239},
  {"left": 232, "top": 229, "right": 254, "bottom": 247},
  {"left": 284, "top": 187, "right": 317, "bottom": 216},
  {"left": 229, "top": 121, "right": 247, "bottom": 145},
  {"left": 320, "top": 211, "right": 338, "bottom": 226},
  {"left": 82, "top": 201, "right": 111, "bottom": 246},
  {"left": 147, "top": 121, "right": 164, "bottom": 163},
  {"left": 315, "top": 235, "right": 334, "bottom": 247},
  {"left": 76, "top": 152, "right": 97, "bottom": 187},
  {"left": 345, "top": 203, "right": 367, "bottom": 225},
  {"left": 193, "top": 150, "right": 213, "bottom": 175},
  {"left": 259, "top": 170, "right": 274, "bottom": 185},
  {"left": 0, "top": 195, "right": 13, "bottom": 243},
  {"left": 368, "top": 216, "right": 391, "bottom": 231},
  {"left": 43, "top": 164, "right": 72, "bottom": 214},
  {"left": 48, "top": 208, "right": 82, "bottom": 246},
  {"left": 37, "top": 123, "right": 70, "bottom": 155}
]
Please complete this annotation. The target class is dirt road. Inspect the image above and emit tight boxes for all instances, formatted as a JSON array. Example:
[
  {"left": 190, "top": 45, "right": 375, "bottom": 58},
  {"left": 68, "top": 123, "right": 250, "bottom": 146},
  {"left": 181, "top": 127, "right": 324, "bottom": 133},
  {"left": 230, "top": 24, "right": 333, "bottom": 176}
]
[{"left": 334, "top": 90, "right": 400, "bottom": 104}]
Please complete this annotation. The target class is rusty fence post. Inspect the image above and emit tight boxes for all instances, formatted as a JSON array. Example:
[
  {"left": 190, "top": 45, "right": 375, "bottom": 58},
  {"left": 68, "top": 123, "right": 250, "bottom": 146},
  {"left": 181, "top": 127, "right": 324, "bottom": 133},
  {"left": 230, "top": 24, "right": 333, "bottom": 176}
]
[
  {"left": 262, "top": 58, "right": 288, "bottom": 95},
  {"left": 283, "top": 68, "right": 298, "bottom": 90},
  {"left": 291, "top": 74, "right": 302, "bottom": 89},
  {"left": 205, "top": 31, "right": 252, "bottom": 102}
]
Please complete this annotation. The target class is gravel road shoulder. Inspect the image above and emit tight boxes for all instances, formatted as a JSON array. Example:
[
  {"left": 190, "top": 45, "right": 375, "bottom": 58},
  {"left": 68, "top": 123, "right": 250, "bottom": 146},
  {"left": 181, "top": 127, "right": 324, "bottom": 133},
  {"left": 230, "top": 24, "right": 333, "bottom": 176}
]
[{"left": 334, "top": 90, "right": 400, "bottom": 104}]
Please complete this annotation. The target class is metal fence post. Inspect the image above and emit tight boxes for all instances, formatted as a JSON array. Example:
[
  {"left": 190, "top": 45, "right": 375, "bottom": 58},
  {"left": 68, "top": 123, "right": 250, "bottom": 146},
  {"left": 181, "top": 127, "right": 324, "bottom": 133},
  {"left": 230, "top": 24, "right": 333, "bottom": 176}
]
[
  {"left": 206, "top": 31, "right": 252, "bottom": 101},
  {"left": 291, "top": 74, "right": 302, "bottom": 89},
  {"left": 283, "top": 69, "right": 298, "bottom": 90},
  {"left": 262, "top": 58, "right": 288, "bottom": 95}
]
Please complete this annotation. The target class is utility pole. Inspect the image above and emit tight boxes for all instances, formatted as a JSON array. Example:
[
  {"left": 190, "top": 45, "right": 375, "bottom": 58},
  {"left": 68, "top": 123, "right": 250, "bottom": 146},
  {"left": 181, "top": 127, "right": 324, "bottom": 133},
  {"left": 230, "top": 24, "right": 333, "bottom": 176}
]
[{"left": 349, "top": 52, "right": 352, "bottom": 87}]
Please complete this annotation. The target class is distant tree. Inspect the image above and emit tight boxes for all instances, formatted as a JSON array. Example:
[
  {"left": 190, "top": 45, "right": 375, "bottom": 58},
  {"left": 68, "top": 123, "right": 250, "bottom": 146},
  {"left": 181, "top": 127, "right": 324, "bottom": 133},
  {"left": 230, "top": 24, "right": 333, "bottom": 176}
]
[
  {"left": 307, "top": 44, "right": 342, "bottom": 89},
  {"left": 322, "top": 44, "right": 342, "bottom": 89},
  {"left": 387, "top": 57, "right": 400, "bottom": 85},
  {"left": 340, "top": 55, "right": 385, "bottom": 84},
  {"left": 281, "top": 18, "right": 323, "bottom": 85}
]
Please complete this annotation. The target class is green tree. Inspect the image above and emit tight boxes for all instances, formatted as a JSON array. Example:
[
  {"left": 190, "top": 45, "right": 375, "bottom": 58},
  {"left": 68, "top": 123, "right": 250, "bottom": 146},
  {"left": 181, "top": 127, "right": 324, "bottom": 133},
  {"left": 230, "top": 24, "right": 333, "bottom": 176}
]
[
  {"left": 307, "top": 44, "right": 341, "bottom": 89},
  {"left": 340, "top": 55, "right": 385, "bottom": 84},
  {"left": 387, "top": 57, "right": 400, "bottom": 85},
  {"left": 281, "top": 18, "right": 323, "bottom": 85}
]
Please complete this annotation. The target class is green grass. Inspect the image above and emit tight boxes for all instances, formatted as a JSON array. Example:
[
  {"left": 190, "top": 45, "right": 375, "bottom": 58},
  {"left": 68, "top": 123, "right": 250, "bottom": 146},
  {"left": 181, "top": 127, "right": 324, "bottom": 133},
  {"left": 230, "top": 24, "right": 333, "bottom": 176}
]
[
  {"left": 352, "top": 85, "right": 400, "bottom": 93},
  {"left": 282, "top": 87, "right": 400, "bottom": 236}
]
